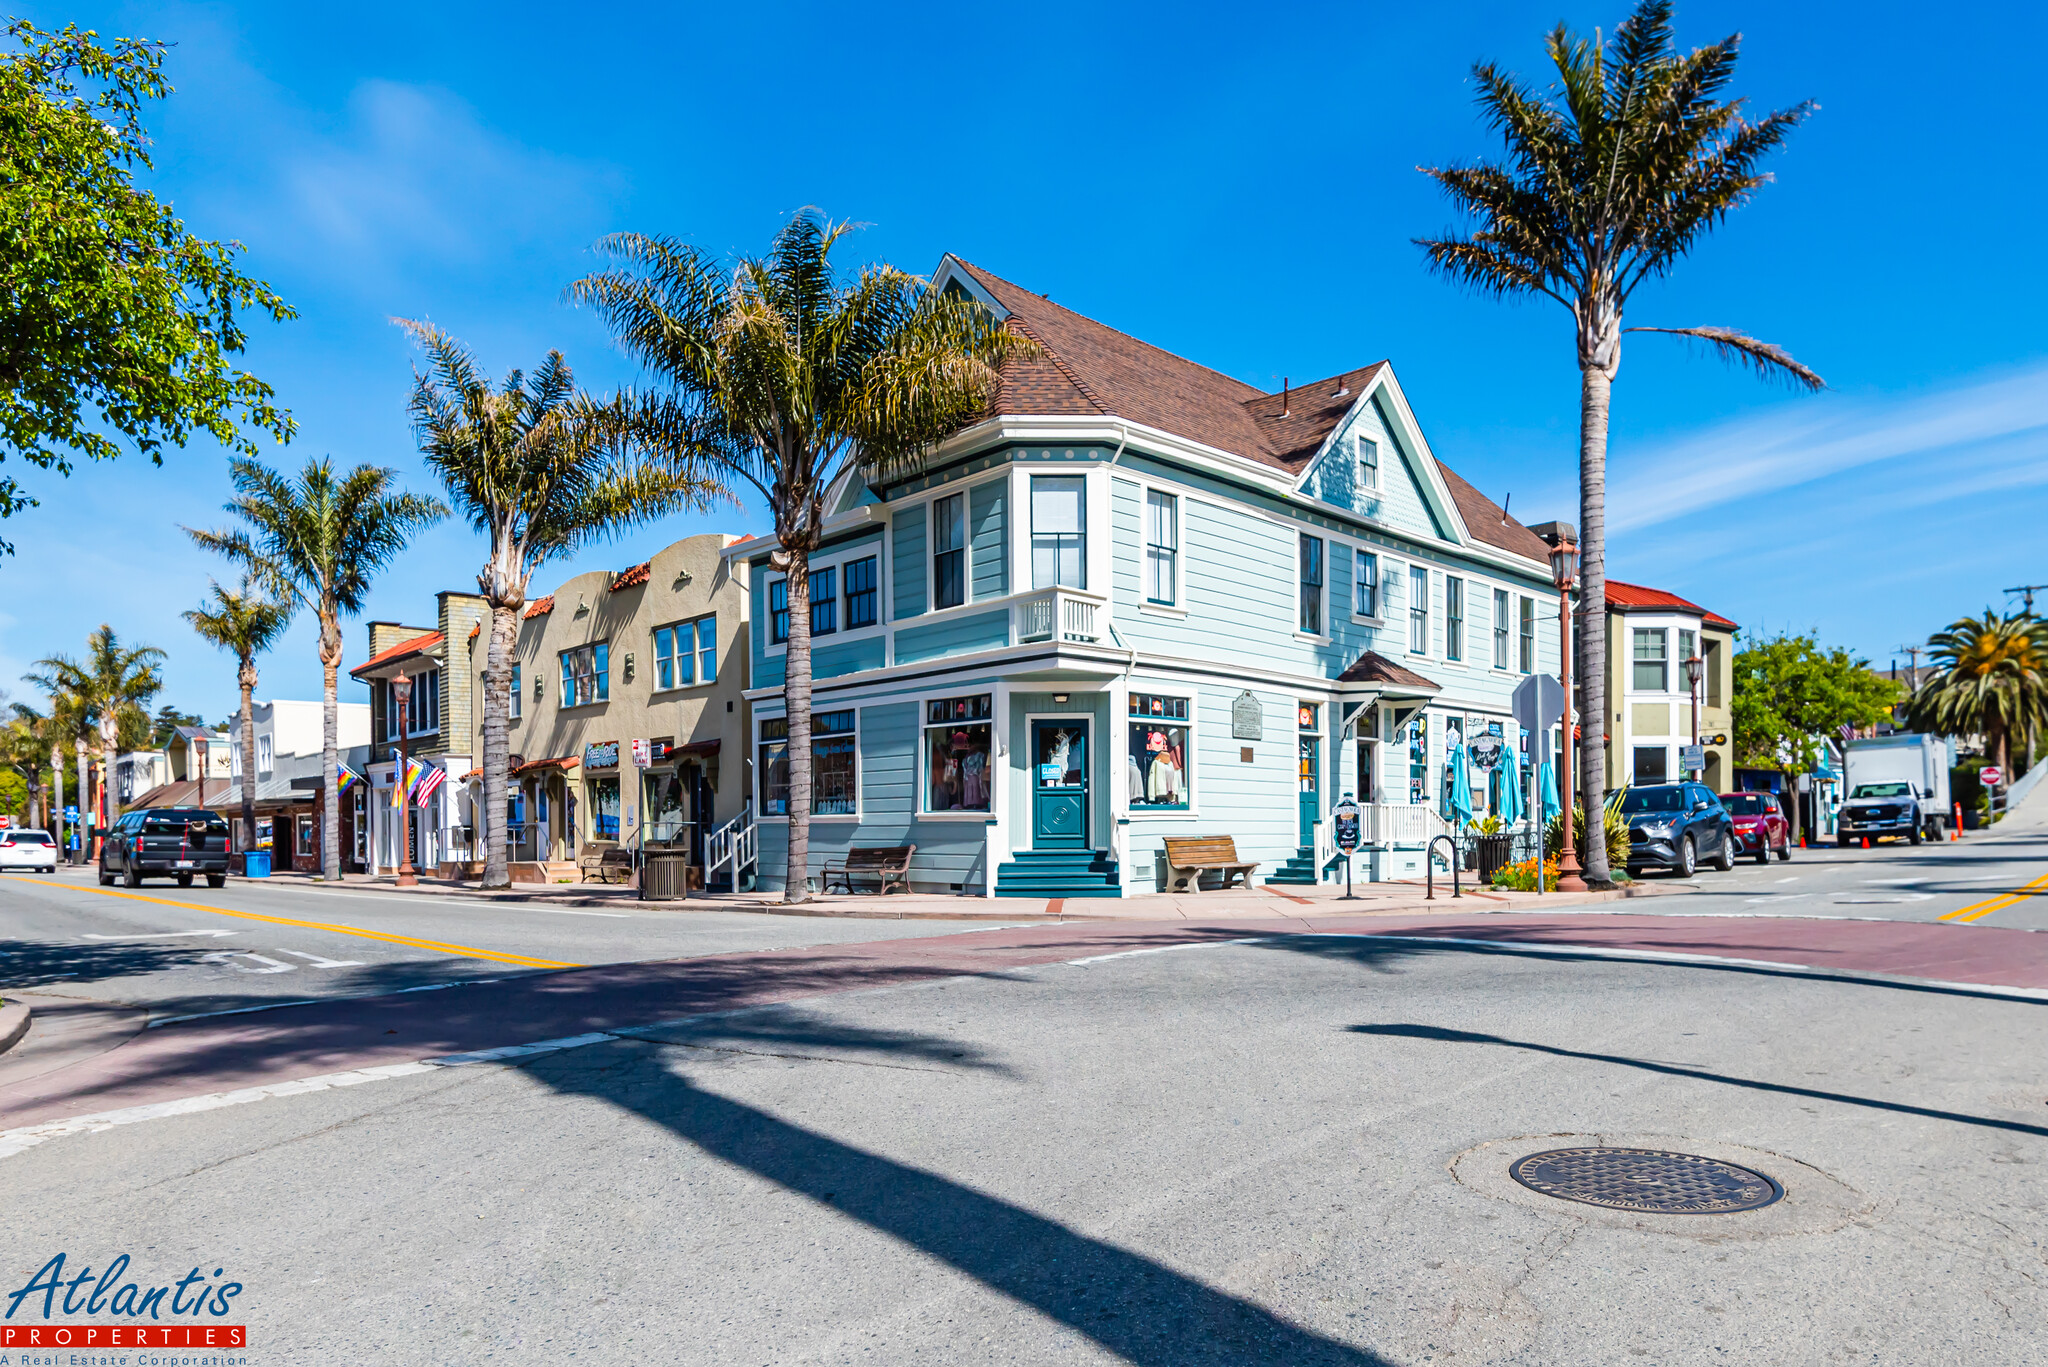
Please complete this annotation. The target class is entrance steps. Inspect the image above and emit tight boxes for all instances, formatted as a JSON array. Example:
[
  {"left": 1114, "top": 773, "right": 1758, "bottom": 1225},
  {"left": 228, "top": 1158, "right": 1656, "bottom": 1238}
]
[
  {"left": 994, "top": 849, "right": 1122, "bottom": 899},
  {"left": 1265, "top": 845, "right": 1323, "bottom": 886},
  {"left": 511, "top": 860, "right": 581, "bottom": 884}
]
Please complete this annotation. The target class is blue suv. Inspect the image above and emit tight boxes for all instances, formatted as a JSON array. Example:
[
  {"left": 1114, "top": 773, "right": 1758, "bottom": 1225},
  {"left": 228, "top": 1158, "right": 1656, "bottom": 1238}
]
[{"left": 1621, "top": 782, "right": 1735, "bottom": 878}]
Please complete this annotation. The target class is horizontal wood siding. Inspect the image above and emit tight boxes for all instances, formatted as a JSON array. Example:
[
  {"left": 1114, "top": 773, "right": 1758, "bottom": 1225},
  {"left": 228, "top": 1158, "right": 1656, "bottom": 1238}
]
[
  {"left": 813, "top": 635, "right": 886, "bottom": 680},
  {"left": 970, "top": 480, "right": 1007, "bottom": 601},
  {"left": 892, "top": 504, "right": 927, "bottom": 620},
  {"left": 895, "top": 609, "right": 1008, "bottom": 665},
  {"left": 1371, "top": 396, "right": 1447, "bottom": 542},
  {"left": 749, "top": 560, "right": 784, "bottom": 690}
]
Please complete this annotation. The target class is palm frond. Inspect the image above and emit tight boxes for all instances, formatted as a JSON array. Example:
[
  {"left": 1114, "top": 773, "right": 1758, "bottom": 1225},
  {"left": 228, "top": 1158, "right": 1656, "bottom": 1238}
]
[{"left": 1623, "top": 326, "right": 1825, "bottom": 389}]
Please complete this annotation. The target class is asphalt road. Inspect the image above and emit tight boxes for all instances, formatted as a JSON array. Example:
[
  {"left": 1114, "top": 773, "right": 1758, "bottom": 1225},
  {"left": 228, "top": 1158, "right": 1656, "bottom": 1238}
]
[{"left": 4, "top": 915, "right": 2042, "bottom": 1364}]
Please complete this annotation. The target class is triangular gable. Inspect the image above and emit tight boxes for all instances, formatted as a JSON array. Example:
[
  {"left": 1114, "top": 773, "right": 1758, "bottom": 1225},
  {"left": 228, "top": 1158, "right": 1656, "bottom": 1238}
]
[
  {"left": 1294, "top": 367, "right": 1467, "bottom": 546},
  {"left": 830, "top": 467, "right": 884, "bottom": 514}
]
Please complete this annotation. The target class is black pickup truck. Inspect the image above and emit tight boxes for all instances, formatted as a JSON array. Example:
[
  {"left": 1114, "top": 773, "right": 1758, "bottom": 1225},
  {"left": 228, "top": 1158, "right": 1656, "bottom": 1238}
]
[{"left": 99, "top": 807, "right": 233, "bottom": 888}]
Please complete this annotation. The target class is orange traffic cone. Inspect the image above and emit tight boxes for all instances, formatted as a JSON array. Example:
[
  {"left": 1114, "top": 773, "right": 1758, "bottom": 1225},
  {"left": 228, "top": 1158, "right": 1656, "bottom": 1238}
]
[{"left": 1862, "top": 836, "right": 1870, "bottom": 849}]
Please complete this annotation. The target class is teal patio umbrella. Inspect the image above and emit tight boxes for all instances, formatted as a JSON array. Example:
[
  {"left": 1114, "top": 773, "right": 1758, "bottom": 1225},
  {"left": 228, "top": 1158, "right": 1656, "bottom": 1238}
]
[
  {"left": 1538, "top": 759, "right": 1560, "bottom": 825},
  {"left": 1448, "top": 744, "right": 1476, "bottom": 827},
  {"left": 1498, "top": 744, "right": 1524, "bottom": 826}
]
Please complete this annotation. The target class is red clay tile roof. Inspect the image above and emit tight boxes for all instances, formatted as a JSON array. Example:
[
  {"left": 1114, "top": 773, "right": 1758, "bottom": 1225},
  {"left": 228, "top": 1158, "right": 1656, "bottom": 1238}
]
[
  {"left": 1337, "top": 650, "right": 1442, "bottom": 692},
  {"left": 611, "top": 562, "right": 650, "bottom": 591},
  {"left": 954, "top": 260, "right": 1546, "bottom": 565},
  {"left": 512, "top": 754, "right": 580, "bottom": 775},
  {"left": 349, "top": 630, "right": 443, "bottom": 678},
  {"left": 524, "top": 596, "right": 555, "bottom": 619},
  {"left": 468, "top": 622, "right": 481, "bottom": 641},
  {"left": 1605, "top": 579, "right": 1738, "bottom": 632}
]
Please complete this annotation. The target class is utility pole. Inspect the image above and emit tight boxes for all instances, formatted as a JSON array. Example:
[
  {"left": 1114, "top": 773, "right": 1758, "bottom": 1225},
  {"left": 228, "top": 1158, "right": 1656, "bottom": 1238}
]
[
  {"left": 2004, "top": 585, "right": 2048, "bottom": 616},
  {"left": 1894, "top": 645, "right": 1924, "bottom": 692}
]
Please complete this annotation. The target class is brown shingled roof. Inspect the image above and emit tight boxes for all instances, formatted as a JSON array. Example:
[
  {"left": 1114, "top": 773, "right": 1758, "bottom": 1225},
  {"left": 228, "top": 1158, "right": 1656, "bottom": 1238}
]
[
  {"left": 1337, "top": 650, "right": 1442, "bottom": 692},
  {"left": 954, "top": 260, "right": 1544, "bottom": 564}
]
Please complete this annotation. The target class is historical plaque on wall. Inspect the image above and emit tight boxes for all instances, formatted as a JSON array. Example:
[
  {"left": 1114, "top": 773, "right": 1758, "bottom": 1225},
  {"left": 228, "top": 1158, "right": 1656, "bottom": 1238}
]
[{"left": 1230, "top": 690, "right": 1263, "bottom": 741}]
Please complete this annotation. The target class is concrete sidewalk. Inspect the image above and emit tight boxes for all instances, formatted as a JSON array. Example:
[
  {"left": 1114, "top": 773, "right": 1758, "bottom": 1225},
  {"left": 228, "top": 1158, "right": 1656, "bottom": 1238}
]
[{"left": 234, "top": 864, "right": 1657, "bottom": 921}]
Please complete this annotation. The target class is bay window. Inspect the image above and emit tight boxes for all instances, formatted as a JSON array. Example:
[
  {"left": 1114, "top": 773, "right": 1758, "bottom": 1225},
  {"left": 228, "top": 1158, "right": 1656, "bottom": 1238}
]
[{"left": 1030, "top": 475, "right": 1086, "bottom": 589}]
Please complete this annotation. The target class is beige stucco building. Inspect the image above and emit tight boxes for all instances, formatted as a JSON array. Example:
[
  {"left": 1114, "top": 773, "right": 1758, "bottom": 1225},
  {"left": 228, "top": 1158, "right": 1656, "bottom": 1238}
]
[
  {"left": 474, "top": 531, "right": 754, "bottom": 881},
  {"left": 1601, "top": 579, "right": 1737, "bottom": 794}
]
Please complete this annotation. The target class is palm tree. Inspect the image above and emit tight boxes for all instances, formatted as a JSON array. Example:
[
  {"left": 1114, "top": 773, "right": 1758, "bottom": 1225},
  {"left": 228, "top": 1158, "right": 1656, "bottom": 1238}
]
[
  {"left": 398, "top": 322, "right": 727, "bottom": 888},
  {"left": 1416, "top": 0, "right": 1823, "bottom": 882},
  {"left": 183, "top": 575, "right": 295, "bottom": 856},
  {"left": 1905, "top": 612, "right": 2048, "bottom": 786},
  {"left": 187, "top": 459, "right": 447, "bottom": 878},
  {"left": 0, "top": 710, "right": 45, "bottom": 826},
  {"left": 27, "top": 627, "right": 166, "bottom": 845},
  {"left": 569, "top": 211, "right": 1030, "bottom": 902}
]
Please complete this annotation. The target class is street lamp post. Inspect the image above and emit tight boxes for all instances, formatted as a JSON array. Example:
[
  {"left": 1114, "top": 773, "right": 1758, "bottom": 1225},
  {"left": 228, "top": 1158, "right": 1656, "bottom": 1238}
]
[
  {"left": 1684, "top": 655, "right": 1704, "bottom": 781},
  {"left": 392, "top": 670, "right": 417, "bottom": 887},
  {"left": 1550, "top": 537, "right": 1587, "bottom": 892}
]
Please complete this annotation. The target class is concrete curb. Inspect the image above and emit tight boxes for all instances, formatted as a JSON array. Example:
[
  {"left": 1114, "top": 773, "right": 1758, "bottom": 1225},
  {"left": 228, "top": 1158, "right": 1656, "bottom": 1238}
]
[{"left": 0, "top": 999, "right": 31, "bottom": 1057}]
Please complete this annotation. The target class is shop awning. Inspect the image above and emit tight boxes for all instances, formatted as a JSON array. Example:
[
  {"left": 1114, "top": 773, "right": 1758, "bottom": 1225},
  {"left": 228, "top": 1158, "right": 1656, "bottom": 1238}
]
[
  {"left": 512, "top": 755, "right": 581, "bottom": 776},
  {"left": 1335, "top": 650, "right": 1441, "bottom": 697},
  {"left": 672, "top": 739, "right": 721, "bottom": 758}
]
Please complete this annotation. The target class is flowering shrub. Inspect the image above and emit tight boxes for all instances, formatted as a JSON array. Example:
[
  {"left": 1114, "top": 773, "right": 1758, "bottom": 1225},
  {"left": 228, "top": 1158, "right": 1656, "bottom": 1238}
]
[{"left": 1490, "top": 856, "right": 1558, "bottom": 892}]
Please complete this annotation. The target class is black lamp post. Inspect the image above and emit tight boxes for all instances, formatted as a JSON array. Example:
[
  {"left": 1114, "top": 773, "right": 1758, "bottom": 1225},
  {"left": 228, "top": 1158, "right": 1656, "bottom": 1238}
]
[
  {"left": 392, "top": 670, "right": 417, "bottom": 887},
  {"left": 1684, "top": 654, "right": 1704, "bottom": 780},
  {"left": 1549, "top": 537, "right": 1587, "bottom": 891}
]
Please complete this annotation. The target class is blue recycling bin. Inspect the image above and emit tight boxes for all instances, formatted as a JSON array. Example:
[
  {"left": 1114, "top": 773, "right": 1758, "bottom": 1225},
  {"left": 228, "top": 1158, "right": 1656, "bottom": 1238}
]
[{"left": 242, "top": 850, "right": 272, "bottom": 878}]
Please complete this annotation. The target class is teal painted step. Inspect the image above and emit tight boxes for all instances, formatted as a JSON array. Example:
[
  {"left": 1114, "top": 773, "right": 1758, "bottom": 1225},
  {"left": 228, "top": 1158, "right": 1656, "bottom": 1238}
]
[
  {"left": 1265, "top": 846, "right": 1324, "bottom": 886},
  {"left": 995, "top": 849, "right": 1122, "bottom": 899}
]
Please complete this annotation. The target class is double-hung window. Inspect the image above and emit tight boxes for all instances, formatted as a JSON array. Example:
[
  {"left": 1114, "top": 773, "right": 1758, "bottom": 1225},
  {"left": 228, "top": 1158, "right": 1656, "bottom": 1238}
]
[
  {"left": 758, "top": 710, "right": 859, "bottom": 817},
  {"left": 925, "top": 694, "right": 993, "bottom": 813},
  {"left": 1445, "top": 576, "right": 1465, "bottom": 661},
  {"left": 1633, "top": 628, "right": 1669, "bottom": 692},
  {"left": 1030, "top": 475, "right": 1086, "bottom": 589},
  {"left": 1358, "top": 436, "right": 1379, "bottom": 490},
  {"left": 1493, "top": 588, "right": 1511, "bottom": 669},
  {"left": 768, "top": 579, "right": 789, "bottom": 645},
  {"left": 1298, "top": 533, "right": 1324, "bottom": 635},
  {"left": 1355, "top": 549, "right": 1379, "bottom": 617},
  {"left": 1144, "top": 489, "right": 1177, "bottom": 604},
  {"left": 653, "top": 617, "right": 717, "bottom": 689},
  {"left": 386, "top": 670, "right": 442, "bottom": 735},
  {"left": 844, "top": 556, "right": 878, "bottom": 629},
  {"left": 932, "top": 494, "right": 966, "bottom": 609},
  {"left": 1408, "top": 566, "right": 1429, "bottom": 654},
  {"left": 1678, "top": 629, "right": 1697, "bottom": 687},
  {"left": 810, "top": 565, "right": 838, "bottom": 636},
  {"left": 560, "top": 644, "right": 608, "bottom": 706},
  {"left": 1518, "top": 596, "right": 1535, "bottom": 673}
]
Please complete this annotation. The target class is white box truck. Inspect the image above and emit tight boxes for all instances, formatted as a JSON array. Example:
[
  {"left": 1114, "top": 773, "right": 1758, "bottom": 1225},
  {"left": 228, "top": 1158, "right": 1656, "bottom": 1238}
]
[{"left": 1839, "top": 733, "right": 1953, "bottom": 846}]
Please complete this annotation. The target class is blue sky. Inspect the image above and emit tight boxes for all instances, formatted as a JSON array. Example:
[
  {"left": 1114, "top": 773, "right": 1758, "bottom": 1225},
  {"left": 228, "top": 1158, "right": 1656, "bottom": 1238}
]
[{"left": 3, "top": 0, "right": 2045, "bottom": 718}]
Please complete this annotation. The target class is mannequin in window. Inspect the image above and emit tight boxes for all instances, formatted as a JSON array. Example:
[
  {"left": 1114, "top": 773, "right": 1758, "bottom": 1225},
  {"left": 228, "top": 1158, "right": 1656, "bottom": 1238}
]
[
  {"left": 1145, "top": 730, "right": 1182, "bottom": 804},
  {"left": 959, "top": 731, "right": 988, "bottom": 808}
]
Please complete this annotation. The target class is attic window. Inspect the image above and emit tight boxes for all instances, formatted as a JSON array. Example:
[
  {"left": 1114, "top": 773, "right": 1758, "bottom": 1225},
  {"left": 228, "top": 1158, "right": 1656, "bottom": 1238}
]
[{"left": 1358, "top": 436, "right": 1379, "bottom": 490}]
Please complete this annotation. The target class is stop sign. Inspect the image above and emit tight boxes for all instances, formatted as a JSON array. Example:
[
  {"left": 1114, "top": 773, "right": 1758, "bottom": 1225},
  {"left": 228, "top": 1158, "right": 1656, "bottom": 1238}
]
[{"left": 1982, "top": 766, "right": 2004, "bottom": 786}]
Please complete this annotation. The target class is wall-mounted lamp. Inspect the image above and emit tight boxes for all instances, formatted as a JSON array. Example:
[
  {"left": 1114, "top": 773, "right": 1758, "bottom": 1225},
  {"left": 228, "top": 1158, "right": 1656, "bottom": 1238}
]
[
  {"left": 623, "top": 652, "right": 636, "bottom": 682},
  {"left": 1053, "top": 694, "right": 1069, "bottom": 703},
  {"left": 533, "top": 677, "right": 544, "bottom": 701}
]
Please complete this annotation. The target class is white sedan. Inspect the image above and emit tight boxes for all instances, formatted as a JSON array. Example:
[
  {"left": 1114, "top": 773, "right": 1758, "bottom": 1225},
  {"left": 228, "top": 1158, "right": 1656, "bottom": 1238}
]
[{"left": 0, "top": 828, "right": 59, "bottom": 872}]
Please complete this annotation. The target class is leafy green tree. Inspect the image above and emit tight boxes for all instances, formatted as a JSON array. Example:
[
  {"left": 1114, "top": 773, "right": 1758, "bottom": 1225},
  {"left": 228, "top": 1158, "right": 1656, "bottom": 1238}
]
[
  {"left": 149, "top": 704, "right": 207, "bottom": 748},
  {"left": 400, "top": 322, "right": 725, "bottom": 888},
  {"left": 569, "top": 212, "right": 1030, "bottom": 901},
  {"left": 0, "top": 21, "right": 295, "bottom": 549},
  {"left": 1903, "top": 612, "right": 2048, "bottom": 786},
  {"left": 183, "top": 575, "right": 294, "bottom": 852},
  {"left": 187, "top": 459, "right": 446, "bottom": 878},
  {"left": 1732, "top": 633, "right": 1900, "bottom": 834},
  {"left": 26, "top": 626, "right": 165, "bottom": 837},
  {"left": 1416, "top": 0, "right": 1822, "bottom": 883}
]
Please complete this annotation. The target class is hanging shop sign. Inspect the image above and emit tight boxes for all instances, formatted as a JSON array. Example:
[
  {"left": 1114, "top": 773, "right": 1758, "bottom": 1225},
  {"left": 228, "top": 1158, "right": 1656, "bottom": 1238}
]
[{"left": 584, "top": 740, "right": 619, "bottom": 769}]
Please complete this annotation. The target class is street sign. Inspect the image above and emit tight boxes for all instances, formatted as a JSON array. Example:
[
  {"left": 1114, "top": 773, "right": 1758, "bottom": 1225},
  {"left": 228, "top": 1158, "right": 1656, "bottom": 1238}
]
[
  {"left": 1982, "top": 766, "right": 2004, "bottom": 787},
  {"left": 64, "top": 805, "right": 78, "bottom": 822},
  {"left": 1511, "top": 675, "right": 1565, "bottom": 738},
  {"left": 1332, "top": 797, "right": 1361, "bottom": 852},
  {"left": 630, "top": 738, "right": 651, "bottom": 768},
  {"left": 1680, "top": 744, "right": 1704, "bottom": 772}
]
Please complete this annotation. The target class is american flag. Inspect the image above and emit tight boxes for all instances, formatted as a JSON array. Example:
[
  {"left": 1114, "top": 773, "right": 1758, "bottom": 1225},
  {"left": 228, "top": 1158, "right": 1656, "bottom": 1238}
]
[
  {"left": 1838, "top": 723, "right": 1855, "bottom": 744},
  {"left": 412, "top": 758, "right": 446, "bottom": 808}
]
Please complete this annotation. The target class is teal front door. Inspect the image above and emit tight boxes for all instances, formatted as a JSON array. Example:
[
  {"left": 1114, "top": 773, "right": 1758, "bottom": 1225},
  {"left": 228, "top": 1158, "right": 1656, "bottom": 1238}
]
[
  {"left": 1032, "top": 720, "right": 1089, "bottom": 849},
  {"left": 1298, "top": 709, "right": 1321, "bottom": 847}
]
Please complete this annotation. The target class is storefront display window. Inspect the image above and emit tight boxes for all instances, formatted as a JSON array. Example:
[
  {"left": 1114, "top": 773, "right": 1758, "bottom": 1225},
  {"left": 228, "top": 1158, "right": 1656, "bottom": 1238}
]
[
  {"left": 1407, "top": 713, "right": 1429, "bottom": 805},
  {"left": 589, "top": 777, "right": 621, "bottom": 839},
  {"left": 760, "top": 712, "right": 858, "bottom": 817},
  {"left": 925, "top": 694, "right": 992, "bottom": 812},
  {"left": 1127, "top": 693, "right": 1189, "bottom": 810}
]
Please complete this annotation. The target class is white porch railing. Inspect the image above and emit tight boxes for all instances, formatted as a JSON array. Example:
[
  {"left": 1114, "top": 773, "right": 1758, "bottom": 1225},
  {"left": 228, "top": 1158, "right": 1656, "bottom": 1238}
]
[
  {"left": 1014, "top": 588, "right": 1105, "bottom": 645},
  {"left": 706, "top": 801, "right": 755, "bottom": 888},
  {"left": 1366, "top": 803, "right": 1449, "bottom": 846},
  {"left": 1312, "top": 818, "right": 1336, "bottom": 882}
]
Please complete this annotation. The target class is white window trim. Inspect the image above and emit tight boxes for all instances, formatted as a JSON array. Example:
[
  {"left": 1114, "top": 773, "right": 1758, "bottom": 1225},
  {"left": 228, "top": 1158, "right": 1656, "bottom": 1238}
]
[
  {"left": 1349, "top": 542, "right": 1385, "bottom": 624},
  {"left": 1295, "top": 529, "right": 1329, "bottom": 641},
  {"left": 917, "top": 689, "right": 1000, "bottom": 821},
  {"left": 1357, "top": 433, "right": 1380, "bottom": 492},
  {"left": 648, "top": 613, "right": 721, "bottom": 696},
  {"left": 1444, "top": 573, "right": 1467, "bottom": 664},
  {"left": 557, "top": 645, "right": 609, "bottom": 710},
  {"left": 754, "top": 709, "right": 863, "bottom": 824},
  {"left": 929, "top": 489, "right": 970, "bottom": 612},
  {"left": 1024, "top": 468, "right": 1094, "bottom": 596},
  {"left": 1123, "top": 685, "right": 1200, "bottom": 821},
  {"left": 1139, "top": 482, "right": 1181, "bottom": 609},
  {"left": 761, "top": 542, "right": 889, "bottom": 659},
  {"left": 1407, "top": 565, "right": 1431, "bottom": 657}
]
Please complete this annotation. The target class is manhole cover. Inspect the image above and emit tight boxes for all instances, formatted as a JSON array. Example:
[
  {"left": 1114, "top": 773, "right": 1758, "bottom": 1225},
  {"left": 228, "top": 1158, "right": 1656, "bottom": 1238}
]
[{"left": 1508, "top": 1147, "right": 1783, "bottom": 1214}]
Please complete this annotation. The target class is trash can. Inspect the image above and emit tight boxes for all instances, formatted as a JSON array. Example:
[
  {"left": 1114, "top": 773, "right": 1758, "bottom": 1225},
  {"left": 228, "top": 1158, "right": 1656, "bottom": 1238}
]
[
  {"left": 242, "top": 850, "right": 272, "bottom": 879},
  {"left": 1475, "top": 833, "right": 1513, "bottom": 883},
  {"left": 640, "top": 848, "right": 690, "bottom": 902}
]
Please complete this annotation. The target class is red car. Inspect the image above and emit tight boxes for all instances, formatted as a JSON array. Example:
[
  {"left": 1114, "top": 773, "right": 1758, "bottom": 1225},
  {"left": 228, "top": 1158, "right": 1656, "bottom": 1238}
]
[{"left": 1720, "top": 791, "right": 1792, "bottom": 864}]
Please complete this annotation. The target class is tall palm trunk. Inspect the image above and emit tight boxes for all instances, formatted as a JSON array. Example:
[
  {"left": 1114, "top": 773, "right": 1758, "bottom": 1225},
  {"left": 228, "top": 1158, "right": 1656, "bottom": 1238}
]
[
  {"left": 99, "top": 717, "right": 118, "bottom": 834},
  {"left": 783, "top": 548, "right": 813, "bottom": 903},
  {"left": 1576, "top": 362, "right": 1613, "bottom": 883},
  {"left": 50, "top": 746, "right": 64, "bottom": 856},
  {"left": 320, "top": 613, "right": 343, "bottom": 880},
  {"left": 238, "top": 657, "right": 259, "bottom": 855},
  {"left": 481, "top": 603, "right": 518, "bottom": 889}
]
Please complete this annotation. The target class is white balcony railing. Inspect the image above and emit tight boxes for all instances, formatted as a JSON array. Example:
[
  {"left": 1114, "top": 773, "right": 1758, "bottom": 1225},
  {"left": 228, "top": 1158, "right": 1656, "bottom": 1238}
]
[
  {"left": 1365, "top": 803, "right": 1449, "bottom": 846},
  {"left": 1015, "top": 588, "right": 1105, "bottom": 645}
]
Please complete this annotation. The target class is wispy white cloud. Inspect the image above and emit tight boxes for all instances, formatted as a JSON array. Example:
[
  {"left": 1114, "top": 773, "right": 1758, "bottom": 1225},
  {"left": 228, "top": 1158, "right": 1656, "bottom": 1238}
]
[{"left": 1607, "top": 362, "right": 2048, "bottom": 534}]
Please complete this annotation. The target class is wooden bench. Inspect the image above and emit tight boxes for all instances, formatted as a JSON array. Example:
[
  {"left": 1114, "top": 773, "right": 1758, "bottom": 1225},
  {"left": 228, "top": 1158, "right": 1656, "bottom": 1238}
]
[
  {"left": 579, "top": 845, "right": 634, "bottom": 884},
  {"left": 823, "top": 844, "right": 916, "bottom": 896},
  {"left": 1162, "top": 836, "right": 1260, "bottom": 893}
]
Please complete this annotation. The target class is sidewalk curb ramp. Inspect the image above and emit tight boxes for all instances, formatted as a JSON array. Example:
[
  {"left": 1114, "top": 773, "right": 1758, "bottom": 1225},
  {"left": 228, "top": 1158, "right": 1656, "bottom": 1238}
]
[{"left": 0, "top": 999, "right": 31, "bottom": 1057}]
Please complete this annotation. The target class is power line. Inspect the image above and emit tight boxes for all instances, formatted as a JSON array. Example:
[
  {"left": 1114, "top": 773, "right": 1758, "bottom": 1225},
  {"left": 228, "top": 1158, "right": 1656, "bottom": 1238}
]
[{"left": 2004, "top": 584, "right": 2048, "bottom": 614}]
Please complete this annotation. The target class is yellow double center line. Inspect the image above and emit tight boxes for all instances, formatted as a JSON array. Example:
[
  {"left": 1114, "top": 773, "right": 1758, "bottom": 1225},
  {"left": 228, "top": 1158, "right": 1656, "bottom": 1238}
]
[
  {"left": 1938, "top": 871, "right": 2048, "bottom": 924},
  {"left": 25, "top": 879, "right": 580, "bottom": 969}
]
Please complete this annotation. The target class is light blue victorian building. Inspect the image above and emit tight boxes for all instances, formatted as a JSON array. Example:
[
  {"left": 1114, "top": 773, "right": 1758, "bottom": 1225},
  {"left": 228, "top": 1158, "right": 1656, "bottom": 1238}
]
[{"left": 728, "top": 258, "right": 1565, "bottom": 898}]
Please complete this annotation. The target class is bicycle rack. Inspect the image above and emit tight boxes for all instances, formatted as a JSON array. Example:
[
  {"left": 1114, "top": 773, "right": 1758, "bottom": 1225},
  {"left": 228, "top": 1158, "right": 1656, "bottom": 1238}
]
[{"left": 1426, "top": 834, "right": 1461, "bottom": 900}]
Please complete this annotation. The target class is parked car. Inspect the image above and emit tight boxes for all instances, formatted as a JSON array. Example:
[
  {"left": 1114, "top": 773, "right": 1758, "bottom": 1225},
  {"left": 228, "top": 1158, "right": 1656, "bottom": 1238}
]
[
  {"left": 0, "top": 827, "right": 59, "bottom": 872},
  {"left": 1620, "top": 782, "right": 1735, "bottom": 878},
  {"left": 99, "top": 807, "right": 231, "bottom": 888},
  {"left": 1720, "top": 791, "right": 1792, "bottom": 864}
]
